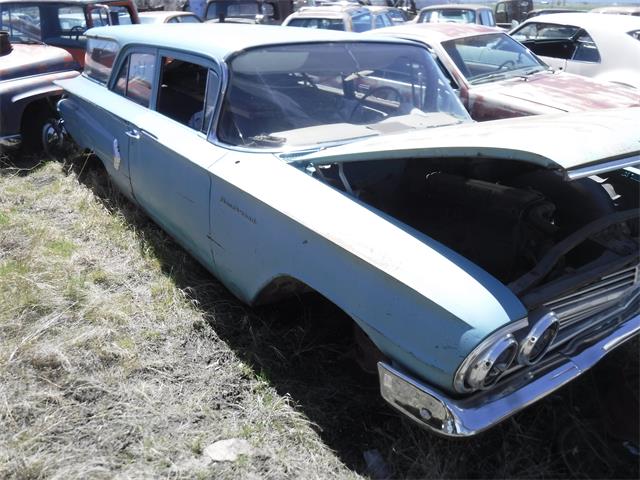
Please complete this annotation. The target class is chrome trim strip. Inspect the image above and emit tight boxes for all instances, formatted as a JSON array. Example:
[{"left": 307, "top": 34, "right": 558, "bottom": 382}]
[
  {"left": 565, "top": 154, "right": 640, "bottom": 180},
  {"left": 378, "top": 313, "right": 640, "bottom": 437}
]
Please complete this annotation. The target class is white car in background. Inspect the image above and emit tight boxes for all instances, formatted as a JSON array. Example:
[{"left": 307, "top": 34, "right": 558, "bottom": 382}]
[
  {"left": 138, "top": 11, "right": 202, "bottom": 23},
  {"left": 510, "top": 13, "right": 640, "bottom": 89}
]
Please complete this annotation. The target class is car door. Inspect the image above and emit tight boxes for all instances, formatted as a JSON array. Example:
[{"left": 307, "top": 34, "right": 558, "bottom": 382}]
[{"left": 126, "top": 50, "right": 225, "bottom": 269}]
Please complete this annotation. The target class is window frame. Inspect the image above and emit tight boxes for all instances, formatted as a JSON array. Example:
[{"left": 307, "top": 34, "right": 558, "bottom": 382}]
[
  {"left": 108, "top": 46, "right": 224, "bottom": 137},
  {"left": 156, "top": 48, "right": 222, "bottom": 135},
  {"left": 109, "top": 45, "right": 159, "bottom": 109}
]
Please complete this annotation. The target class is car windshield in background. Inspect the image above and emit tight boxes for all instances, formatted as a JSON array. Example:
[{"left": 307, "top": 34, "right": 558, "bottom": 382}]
[
  {"left": 511, "top": 22, "right": 580, "bottom": 42},
  {"left": 287, "top": 18, "right": 346, "bottom": 30},
  {"left": 0, "top": 2, "right": 134, "bottom": 44},
  {"left": 206, "top": 1, "right": 264, "bottom": 20},
  {"left": 421, "top": 9, "right": 476, "bottom": 23},
  {"left": 217, "top": 42, "right": 469, "bottom": 149},
  {"left": 442, "top": 33, "right": 547, "bottom": 84}
]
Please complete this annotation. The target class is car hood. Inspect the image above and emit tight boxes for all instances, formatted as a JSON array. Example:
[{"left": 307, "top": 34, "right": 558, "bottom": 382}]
[
  {"left": 484, "top": 72, "right": 640, "bottom": 112},
  {"left": 292, "top": 108, "right": 640, "bottom": 177},
  {"left": 0, "top": 44, "right": 76, "bottom": 81}
]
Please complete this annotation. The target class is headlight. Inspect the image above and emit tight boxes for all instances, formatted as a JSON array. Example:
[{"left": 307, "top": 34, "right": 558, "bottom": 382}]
[
  {"left": 518, "top": 311, "right": 559, "bottom": 366},
  {"left": 454, "top": 320, "right": 526, "bottom": 394}
]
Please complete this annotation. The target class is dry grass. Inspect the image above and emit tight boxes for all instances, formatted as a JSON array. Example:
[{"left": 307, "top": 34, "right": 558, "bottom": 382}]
[{"left": 0, "top": 152, "right": 638, "bottom": 479}]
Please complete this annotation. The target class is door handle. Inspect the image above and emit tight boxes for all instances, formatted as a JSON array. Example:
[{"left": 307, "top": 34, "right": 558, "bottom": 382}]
[{"left": 124, "top": 128, "right": 140, "bottom": 139}]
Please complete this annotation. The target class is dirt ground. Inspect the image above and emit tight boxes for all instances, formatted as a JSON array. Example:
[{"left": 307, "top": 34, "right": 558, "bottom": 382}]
[{"left": 1, "top": 153, "right": 638, "bottom": 479}]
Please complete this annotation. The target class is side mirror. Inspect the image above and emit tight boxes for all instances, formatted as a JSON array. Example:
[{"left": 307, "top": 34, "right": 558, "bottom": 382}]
[{"left": 511, "top": 19, "right": 520, "bottom": 28}]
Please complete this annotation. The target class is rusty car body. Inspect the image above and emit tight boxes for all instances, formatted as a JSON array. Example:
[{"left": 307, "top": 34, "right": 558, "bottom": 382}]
[
  {"left": 510, "top": 13, "right": 640, "bottom": 89},
  {"left": 0, "top": 30, "right": 77, "bottom": 151},
  {"left": 372, "top": 23, "right": 640, "bottom": 121},
  {"left": 56, "top": 23, "right": 640, "bottom": 437},
  {"left": 0, "top": 0, "right": 139, "bottom": 66}
]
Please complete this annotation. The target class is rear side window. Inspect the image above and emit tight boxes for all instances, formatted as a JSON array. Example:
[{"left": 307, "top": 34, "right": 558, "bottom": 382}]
[
  {"left": 85, "top": 38, "right": 120, "bottom": 84},
  {"left": 112, "top": 52, "right": 156, "bottom": 108}
]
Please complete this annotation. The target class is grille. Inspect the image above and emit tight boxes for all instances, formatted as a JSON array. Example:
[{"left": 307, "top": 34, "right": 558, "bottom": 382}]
[{"left": 545, "top": 264, "right": 639, "bottom": 329}]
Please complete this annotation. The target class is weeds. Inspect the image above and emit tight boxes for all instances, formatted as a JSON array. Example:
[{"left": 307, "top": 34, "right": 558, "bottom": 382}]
[{"left": 0, "top": 153, "right": 638, "bottom": 479}]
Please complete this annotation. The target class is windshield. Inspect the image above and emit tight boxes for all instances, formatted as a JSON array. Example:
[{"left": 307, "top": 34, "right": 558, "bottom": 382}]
[
  {"left": 217, "top": 42, "right": 469, "bottom": 149},
  {"left": 442, "top": 33, "right": 546, "bottom": 84},
  {"left": 420, "top": 9, "right": 476, "bottom": 24},
  {"left": 286, "top": 18, "right": 346, "bottom": 30}
]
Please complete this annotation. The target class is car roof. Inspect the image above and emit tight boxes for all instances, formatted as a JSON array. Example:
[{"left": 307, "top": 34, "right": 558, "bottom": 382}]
[
  {"left": 87, "top": 23, "right": 411, "bottom": 59},
  {"left": 370, "top": 22, "right": 498, "bottom": 43},
  {"left": 419, "top": 3, "right": 491, "bottom": 11},
  {"left": 518, "top": 12, "right": 640, "bottom": 31}
]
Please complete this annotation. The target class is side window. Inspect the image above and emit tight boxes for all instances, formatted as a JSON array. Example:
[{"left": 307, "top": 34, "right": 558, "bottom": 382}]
[
  {"left": 85, "top": 38, "right": 120, "bottom": 84},
  {"left": 56, "top": 6, "right": 86, "bottom": 33},
  {"left": 351, "top": 13, "right": 372, "bottom": 32},
  {"left": 157, "top": 57, "right": 218, "bottom": 131},
  {"left": 374, "top": 14, "right": 385, "bottom": 29},
  {"left": 572, "top": 32, "right": 600, "bottom": 63},
  {"left": 112, "top": 52, "right": 156, "bottom": 108},
  {"left": 0, "top": 5, "right": 42, "bottom": 42},
  {"left": 113, "top": 56, "right": 129, "bottom": 96}
]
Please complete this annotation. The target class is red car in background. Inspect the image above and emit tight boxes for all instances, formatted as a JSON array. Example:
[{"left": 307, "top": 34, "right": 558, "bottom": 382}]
[
  {"left": 0, "top": 0, "right": 139, "bottom": 66},
  {"left": 371, "top": 23, "right": 640, "bottom": 121}
]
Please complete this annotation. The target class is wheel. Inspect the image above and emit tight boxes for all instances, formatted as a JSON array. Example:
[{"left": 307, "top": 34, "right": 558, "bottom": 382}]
[{"left": 41, "top": 118, "right": 66, "bottom": 160}]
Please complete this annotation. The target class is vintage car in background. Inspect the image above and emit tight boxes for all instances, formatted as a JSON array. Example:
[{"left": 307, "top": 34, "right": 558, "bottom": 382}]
[
  {"left": 0, "top": 30, "right": 78, "bottom": 152},
  {"left": 366, "top": 5, "right": 408, "bottom": 25},
  {"left": 590, "top": 6, "right": 640, "bottom": 17},
  {"left": 0, "top": 0, "right": 139, "bottom": 66},
  {"left": 371, "top": 23, "right": 640, "bottom": 121},
  {"left": 139, "top": 10, "right": 201, "bottom": 23},
  {"left": 524, "top": 8, "right": 581, "bottom": 20},
  {"left": 510, "top": 13, "right": 640, "bottom": 89},
  {"left": 416, "top": 4, "right": 497, "bottom": 27},
  {"left": 56, "top": 23, "right": 639, "bottom": 437},
  {"left": 204, "top": 0, "right": 292, "bottom": 24},
  {"left": 494, "top": 0, "right": 532, "bottom": 28},
  {"left": 282, "top": 5, "right": 393, "bottom": 31}
]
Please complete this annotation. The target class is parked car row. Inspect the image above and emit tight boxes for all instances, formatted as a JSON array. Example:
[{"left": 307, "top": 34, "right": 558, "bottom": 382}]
[{"left": 49, "top": 22, "right": 639, "bottom": 437}]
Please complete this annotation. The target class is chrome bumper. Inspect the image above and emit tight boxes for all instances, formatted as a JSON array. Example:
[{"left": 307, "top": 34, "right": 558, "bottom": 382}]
[{"left": 378, "top": 313, "right": 640, "bottom": 437}]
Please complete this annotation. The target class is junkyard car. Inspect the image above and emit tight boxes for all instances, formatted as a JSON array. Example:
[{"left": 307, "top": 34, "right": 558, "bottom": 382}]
[
  {"left": 510, "top": 13, "right": 640, "bottom": 89},
  {"left": 0, "top": 0, "right": 139, "bottom": 65},
  {"left": 0, "top": 30, "right": 78, "bottom": 152},
  {"left": 57, "top": 24, "right": 640, "bottom": 437},
  {"left": 416, "top": 4, "right": 497, "bottom": 27},
  {"left": 371, "top": 23, "right": 640, "bottom": 120},
  {"left": 204, "top": 0, "right": 292, "bottom": 24},
  {"left": 282, "top": 5, "right": 393, "bottom": 31},
  {"left": 138, "top": 11, "right": 201, "bottom": 23},
  {"left": 590, "top": 6, "right": 640, "bottom": 17}
]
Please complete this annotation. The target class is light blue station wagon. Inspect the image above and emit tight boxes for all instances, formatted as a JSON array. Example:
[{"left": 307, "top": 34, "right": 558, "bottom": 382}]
[{"left": 57, "top": 23, "right": 640, "bottom": 436}]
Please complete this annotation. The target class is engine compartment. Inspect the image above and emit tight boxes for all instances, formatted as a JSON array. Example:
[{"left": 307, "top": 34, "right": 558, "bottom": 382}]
[{"left": 310, "top": 157, "right": 640, "bottom": 296}]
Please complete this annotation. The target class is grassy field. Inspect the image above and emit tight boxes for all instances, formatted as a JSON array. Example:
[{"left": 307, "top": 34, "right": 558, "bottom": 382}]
[{"left": 0, "top": 152, "right": 638, "bottom": 479}]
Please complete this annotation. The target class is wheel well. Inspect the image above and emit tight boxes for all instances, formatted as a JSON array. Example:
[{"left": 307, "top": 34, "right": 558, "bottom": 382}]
[
  {"left": 252, "top": 275, "right": 313, "bottom": 305},
  {"left": 20, "top": 98, "right": 55, "bottom": 133}
]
